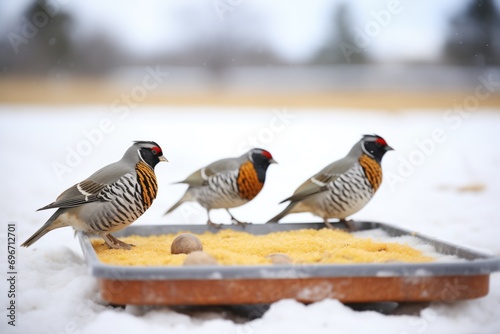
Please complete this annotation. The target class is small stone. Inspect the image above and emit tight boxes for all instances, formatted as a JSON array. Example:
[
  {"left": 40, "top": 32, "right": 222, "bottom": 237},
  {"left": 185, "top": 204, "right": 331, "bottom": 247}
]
[
  {"left": 183, "top": 251, "right": 218, "bottom": 266},
  {"left": 171, "top": 233, "right": 203, "bottom": 255}
]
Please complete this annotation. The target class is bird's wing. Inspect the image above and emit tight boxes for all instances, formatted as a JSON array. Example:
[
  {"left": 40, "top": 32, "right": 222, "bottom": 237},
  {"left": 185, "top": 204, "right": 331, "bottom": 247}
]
[
  {"left": 179, "top": 158, "right": 240, "bottom": 187},
  {"left": 37, "top": 161, "right": 133, "bottom": 211},
  {"left": 204, "top": 158, "right": 240, "bottom": 176},
  {"left": 280, "top": 157, "right": 355, "bottom": 203},
  {"left": 178, "top": 169, "right": 205, "bottom": 187},
  {"left": 37, "top": 179, "right": 108, "bottom": 210},
  {"left": 280, "top": 171, "right": 338, "bottom": 203}
]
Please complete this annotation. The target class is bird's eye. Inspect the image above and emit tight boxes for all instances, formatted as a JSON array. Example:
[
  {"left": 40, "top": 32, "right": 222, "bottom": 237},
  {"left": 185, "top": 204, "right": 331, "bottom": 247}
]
[{"left": 151, "top": 147, "right": 160, "bottom": 155}]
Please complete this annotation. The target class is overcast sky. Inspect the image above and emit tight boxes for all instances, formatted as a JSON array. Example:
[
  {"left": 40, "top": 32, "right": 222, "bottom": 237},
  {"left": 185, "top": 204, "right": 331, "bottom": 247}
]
[{"left": 0, "top": 0, "right": 497, "bottom": 63}]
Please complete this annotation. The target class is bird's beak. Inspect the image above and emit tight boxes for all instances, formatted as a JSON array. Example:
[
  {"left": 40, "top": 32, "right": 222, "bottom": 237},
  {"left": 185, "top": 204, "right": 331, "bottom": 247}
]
[
  {"left": 159, "top": 155, "right": 168, "bottom": 162},
  {"left": 385, "top": 145, "right": 394, "bottom": 151},
  {"left": 269, "top": 158, "right": 278, "bottom": 164}
]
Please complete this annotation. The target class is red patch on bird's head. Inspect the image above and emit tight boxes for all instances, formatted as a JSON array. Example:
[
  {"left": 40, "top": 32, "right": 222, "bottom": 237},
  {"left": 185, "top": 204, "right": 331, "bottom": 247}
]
[
  {"left": 151, "top": 146, "right": 162, "bottom": 155},
  {"left": 262, "top": 150, "right": 273, "bottom": 160},
  {"left": 375, "top": 137, "right": 387, "bottom": 146}
]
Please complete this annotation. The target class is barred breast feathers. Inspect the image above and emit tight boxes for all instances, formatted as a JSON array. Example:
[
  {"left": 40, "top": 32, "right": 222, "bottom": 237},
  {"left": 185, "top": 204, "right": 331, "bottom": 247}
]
[
  {"left": 237, "top": 160, "right": 264, "bottom": 200},
  {"left": 135, "top": 161, "right": 159, "bottom": 209},
  {"left": 358, "top": 154, "right": 383, "bottom": 191}
]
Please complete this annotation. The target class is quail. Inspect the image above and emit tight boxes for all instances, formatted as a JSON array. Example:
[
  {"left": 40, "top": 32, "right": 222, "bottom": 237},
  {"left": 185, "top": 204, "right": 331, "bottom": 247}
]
[
  {"left": 267, "top": 135, "right": 393, "bottom": 230},
  {"left": 164, "top": 148, "right": 276, "bottom": 227},
  {"left": 21, "top": 141, "right": 167, "bottom": 249}
]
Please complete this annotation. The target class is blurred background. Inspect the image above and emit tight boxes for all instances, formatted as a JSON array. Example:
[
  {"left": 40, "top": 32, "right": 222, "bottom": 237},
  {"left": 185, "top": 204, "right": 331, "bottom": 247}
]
[
  {"left": 1, "top": 0, "right": 499, "bottom": 108},
  {"left": 2, "top": 3, "right": 500, "bottom": 329}
]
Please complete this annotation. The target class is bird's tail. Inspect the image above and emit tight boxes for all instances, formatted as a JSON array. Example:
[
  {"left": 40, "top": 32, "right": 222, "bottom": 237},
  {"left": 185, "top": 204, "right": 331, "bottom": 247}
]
[
  {"left": 21, "top": 210, "right": 67, "bottom": 247},
  {"left": 163, "top": 191, "right": 194, "bottom": 216},
  {"left": 266, "top": 202, "right": 296, "bottom": 223}
]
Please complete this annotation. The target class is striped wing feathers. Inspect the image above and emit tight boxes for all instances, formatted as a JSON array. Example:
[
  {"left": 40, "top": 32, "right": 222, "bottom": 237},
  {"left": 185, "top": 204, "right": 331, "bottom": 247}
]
[
  {"left": 181, "top": 159, "right": 240, "bottom": 187},
  {"left": 280, "top": 171, "right": 339, "bottom": 204},
  {"left": 37, "top": 179, "right": 120, "bottom": 211}
]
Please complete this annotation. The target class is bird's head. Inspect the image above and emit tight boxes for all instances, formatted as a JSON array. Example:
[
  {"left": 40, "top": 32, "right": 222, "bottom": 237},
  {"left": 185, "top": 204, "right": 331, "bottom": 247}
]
[
  {"left": 248, "top": 148, "right": 277, "bottom": 170},
  {"left": 133, "top": 141, "right": 168, "bottom": 168},
  {"left": 360, "top": 135, "right": 393, "bottom": 163}
]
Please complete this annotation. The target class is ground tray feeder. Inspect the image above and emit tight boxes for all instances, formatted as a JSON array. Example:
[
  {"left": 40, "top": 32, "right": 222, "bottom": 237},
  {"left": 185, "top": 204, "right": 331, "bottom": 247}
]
[{"left": 78, "top": 222, "right": 500, "bottom": 306}]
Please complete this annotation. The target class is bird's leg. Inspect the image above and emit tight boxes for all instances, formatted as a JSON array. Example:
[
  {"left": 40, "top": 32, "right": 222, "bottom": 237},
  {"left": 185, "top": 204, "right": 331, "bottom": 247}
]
[
  {"left": 102, "top": 234, "right": 135, "bottom": 250},
  {"left": 324, "top": 219, "right": 336, "bottom": 230},
  {"left": 206, "top": 209, "right": 222, "bottom": 229},
  {"left": 227, "top": 209, "right": 250, "bottom": 226}
]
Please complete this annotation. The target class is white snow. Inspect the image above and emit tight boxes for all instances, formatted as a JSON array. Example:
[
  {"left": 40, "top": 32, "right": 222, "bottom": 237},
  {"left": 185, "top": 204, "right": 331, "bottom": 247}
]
[{"left": 1, "top": 106, "right": 500, "bottom": 333}]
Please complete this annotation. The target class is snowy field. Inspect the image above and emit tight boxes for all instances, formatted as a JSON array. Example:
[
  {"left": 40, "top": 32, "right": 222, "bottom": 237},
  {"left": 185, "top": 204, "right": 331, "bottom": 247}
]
[{"left": 1, "top": 105, "right": 500, "bottom": 334}]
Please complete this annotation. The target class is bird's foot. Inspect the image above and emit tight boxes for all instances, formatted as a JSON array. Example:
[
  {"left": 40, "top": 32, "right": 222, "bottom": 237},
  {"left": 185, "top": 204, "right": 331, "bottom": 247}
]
[
  {"left": 102, "top": 234, "right": 135, "bottom": 250},
  {"left": 340, "top": 219, "right": 356, "bottom": 232},
  {"left": 225, "top": 210, "right": 250, "bottom": 227},
  {"left": 207, "top": 220, "right": 223, "bottom": 229},
  {"left": 324, "top": 219, "right": 356, "bottom": 232},
  {"left": 231, "top": 219, "right": 251, "bottom": 227}
]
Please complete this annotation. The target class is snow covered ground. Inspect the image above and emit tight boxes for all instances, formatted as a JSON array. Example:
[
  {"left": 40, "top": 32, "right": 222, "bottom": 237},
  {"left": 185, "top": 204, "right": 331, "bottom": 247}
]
[{"left": 1, "top": 105, "right": 500, "bottom": 334}]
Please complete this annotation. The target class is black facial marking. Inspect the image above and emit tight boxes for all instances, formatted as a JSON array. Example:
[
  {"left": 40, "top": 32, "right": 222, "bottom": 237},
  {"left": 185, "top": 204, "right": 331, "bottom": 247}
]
[
  {"left": 251, "top": 151, "right": 273, "bottom": 183},
  {"left": 139, "top": 147, "right": 162, "bottom": 168},
  {"left": 363, "top": 140, "right": 389, "bottom": 163}
]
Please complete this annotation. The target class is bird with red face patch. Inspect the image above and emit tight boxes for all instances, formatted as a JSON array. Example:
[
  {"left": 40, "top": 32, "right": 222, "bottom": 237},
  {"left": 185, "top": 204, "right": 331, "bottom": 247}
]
[
  {"left": 164, "top": 148, "right": 277, "bottom": 227},
  {"left": 22, "top": 141, "right": 167, "bottom": 249},
  {"left": 267, "top": 135, "right": 393, "bottom": 230}
]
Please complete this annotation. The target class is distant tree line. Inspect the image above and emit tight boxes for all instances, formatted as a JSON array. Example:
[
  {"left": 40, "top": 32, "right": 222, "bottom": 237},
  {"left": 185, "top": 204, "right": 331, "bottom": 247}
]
[{"left": 0, "top": 0, "right": 498, "bottom": 77}]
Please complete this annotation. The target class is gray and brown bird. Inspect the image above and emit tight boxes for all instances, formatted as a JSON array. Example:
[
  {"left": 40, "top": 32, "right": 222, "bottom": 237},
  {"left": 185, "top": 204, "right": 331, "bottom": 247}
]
[
  {"left": 22, "top": 141, "right": 167, "bottom": 249},
  {"left": 164, "top": 148, "right": 276, "bottom": 226},
  {"left": 267, "top": 135, "right": 393, "bottom": 229}
]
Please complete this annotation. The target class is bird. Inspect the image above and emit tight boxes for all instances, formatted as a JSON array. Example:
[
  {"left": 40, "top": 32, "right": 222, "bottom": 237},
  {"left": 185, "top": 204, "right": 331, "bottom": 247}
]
[
  {"left": 164, "top": 148, "right": 277, "bottom": 227},
  {"left": 267, "top": 135, "right": 393, "bottom": 230},
  {"left": 21, "top": 141, "right": 167, "bottom": 250}
]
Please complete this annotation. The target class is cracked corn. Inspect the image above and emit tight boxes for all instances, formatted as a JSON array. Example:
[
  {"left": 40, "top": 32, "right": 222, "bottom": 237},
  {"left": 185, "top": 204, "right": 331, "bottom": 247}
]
[{"left": 92, "top": 228, "right": 434, "bottom": 266}]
